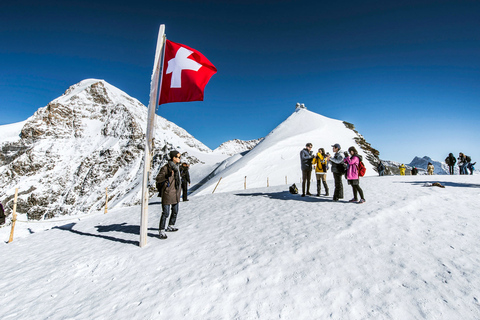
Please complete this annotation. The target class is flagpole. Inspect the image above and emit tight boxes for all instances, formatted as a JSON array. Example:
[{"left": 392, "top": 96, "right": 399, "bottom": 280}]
[{"left": 140, "top": 24, "right": 166, "bottom": 248}]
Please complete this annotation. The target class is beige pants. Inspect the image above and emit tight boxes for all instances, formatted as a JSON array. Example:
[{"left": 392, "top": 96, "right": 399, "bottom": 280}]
[{"left": 316, "top": 173, "right": 327, "bottom": 181}]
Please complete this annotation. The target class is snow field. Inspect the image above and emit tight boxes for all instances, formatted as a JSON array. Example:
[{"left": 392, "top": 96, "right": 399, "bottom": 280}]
[{"left": 1, "top": 174, "right": 480, "bottom": 319}]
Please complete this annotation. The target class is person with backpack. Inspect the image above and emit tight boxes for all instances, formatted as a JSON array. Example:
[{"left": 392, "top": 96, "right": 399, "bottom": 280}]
[
  {"left": 156, "top": 150, "right": 182, "bottom": 240},
  {"left": 0, "top": 202, "right": 5, "bottom": 225},
  {"left": 300, "top": 143, "right": 315, "bottom": 197},
  {"left": 377, "top": 161, "right": 385, "bottom": 176},
  {"left": 180, "top": 162, "right": 191, "bottom": 201},
  {"left": 344, "top": 146, "right": 366, "bottom": 204},
  {"left": 467, "top": 160, "right": 476, "bottom": 175},
  {"left": 411, "top": 167, "right": 418, "bottom": 175},
  {"left": 330, "top": 143, "right": 344, "bottom": 202},
  {"left": 427, "top": 162, "right": 434, "bottom": 175},
  {"left": 312, "top": 148, "right": 329, "bottom": 196},
  {"left": 445, "top": 153, "right": 456, "bottom": 175},
  {"left": 458, "top": 153, "right": 467, "bottom": 175}
]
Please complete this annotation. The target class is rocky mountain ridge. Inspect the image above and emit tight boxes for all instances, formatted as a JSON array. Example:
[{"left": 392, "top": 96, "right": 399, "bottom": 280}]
[{"left": 0, "top": 79, "right": 224, "bottom": 221}]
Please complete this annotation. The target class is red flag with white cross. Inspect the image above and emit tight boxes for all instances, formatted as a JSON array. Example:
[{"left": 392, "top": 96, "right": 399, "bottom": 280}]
[{"left": 159, "top": 40, "right": 217, "bottom": 105}]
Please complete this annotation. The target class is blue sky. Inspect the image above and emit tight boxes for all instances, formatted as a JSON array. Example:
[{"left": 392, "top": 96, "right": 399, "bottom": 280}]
[{"left": 1, "top": 0, "right": 479, "bottom": 164}]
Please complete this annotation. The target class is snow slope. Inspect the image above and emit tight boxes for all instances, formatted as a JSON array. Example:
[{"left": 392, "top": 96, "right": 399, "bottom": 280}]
[
  {"left": 1, "top": 174, "right": 480, "bottom": 319},
  {"left": 193, "top": 107, "right": 380, "bottom": 196}
]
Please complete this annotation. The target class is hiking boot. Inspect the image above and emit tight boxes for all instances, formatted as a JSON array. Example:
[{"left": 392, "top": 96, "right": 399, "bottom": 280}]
[
  {"left": 306, "top": 192, "right": 312, "bottom": 196},
  {"left": 166, "top": 226, "right": 178, "bottom": 232},
  {"left": 159, "top": 231, "right": 168, "bottom": 239},
  {"left": 358, "top": 199, "right": 366, "bottom": 204},
  {"left": 349, "top": 199, "right": 358, "bottom": 203},
  {"left": 301, "top": 194, "right": 305, "bottom": 197}
]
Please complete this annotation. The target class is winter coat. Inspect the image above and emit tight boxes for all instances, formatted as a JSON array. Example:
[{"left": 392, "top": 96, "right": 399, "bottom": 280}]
[
  {"left": 445, "top": 154, "right": 456, "bottom": 166},
  {"left": 0, "top": 203, "right": 5, "bottom": 225},
  {"left": 180, "top": 166, "right": 191, "bottom": 184},
  {"left": 156, "top": 162, "right": 181, "bottom": 205},
  {"left": 330, "top": 151, "right": 345, "bottom": 174},
  {"left": 399, "top": 164, "right": 406, "bottom": 176},
  {"left": 300, "top": 148, "right": 314, "bottom": 171},
  {"left": 312, "top": 153, "right": 327, "bottom": 173},
  {"left": 427, "top": 164, "right": 434, "bottom": 175},
  {"left": 458, "top": 155, "right": 466, "bottom": 166},
  {"left": 344, "top": 155, "right": 361, "bottom": 180}
]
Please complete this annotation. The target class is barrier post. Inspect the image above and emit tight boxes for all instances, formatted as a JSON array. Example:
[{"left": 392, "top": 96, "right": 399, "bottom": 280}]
[
  {"left": 244, "top": 176, "right": 246, "bottom": 190},
  {"left": 267, "top": 177, "right": 269, "bottom": 187},
  {"left": 104, "top": 187, "right": 108, "bottom": 214},
  {"left": 212, "top": 177, "right": 222, "bottom": 194},
  {"left": 8, "top": 188, "right": 19, "bottom": 243}
]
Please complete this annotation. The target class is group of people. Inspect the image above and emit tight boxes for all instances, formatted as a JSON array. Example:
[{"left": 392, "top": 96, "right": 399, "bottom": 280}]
[
  {"left": 155, "top": 150, "right": 191, "bottom": 240},
  {"left": 446, "top": 152, "right": 475, "bottom": 175},
  {"left": 300, "top": 143, "right": 366, "bottom": 203}
]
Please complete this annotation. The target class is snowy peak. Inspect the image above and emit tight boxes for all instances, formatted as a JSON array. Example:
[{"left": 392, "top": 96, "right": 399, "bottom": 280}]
[
  {"left": 0, "top": 79, "right": 219, "bottom": 220},
  {"left": 214, "top": 138, "right": 263, "bottom": 156},
  {"left": 192, "top": 106, "right": 382, "bottom": 195}
]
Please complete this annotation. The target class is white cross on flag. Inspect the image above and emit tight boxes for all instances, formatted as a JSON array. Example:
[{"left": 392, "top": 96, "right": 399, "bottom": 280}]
[{"left": 159, "top": 40, "right": 217, "bottom": 105}]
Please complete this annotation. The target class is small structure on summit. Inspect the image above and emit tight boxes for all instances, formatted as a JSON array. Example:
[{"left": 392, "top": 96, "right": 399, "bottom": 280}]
[{"left": 295, "top": 103, "right": 306, "bottom": 110}]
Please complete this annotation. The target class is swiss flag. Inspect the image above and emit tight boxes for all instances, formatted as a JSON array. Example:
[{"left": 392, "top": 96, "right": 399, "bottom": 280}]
[{"left": 159, "top": 40, "right": 217, "bottom": 105}]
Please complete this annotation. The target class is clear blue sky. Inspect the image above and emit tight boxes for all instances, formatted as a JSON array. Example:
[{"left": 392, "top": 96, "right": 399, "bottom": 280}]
[{"left": 1, "top": 0, "right": 479, "bottom": 164}]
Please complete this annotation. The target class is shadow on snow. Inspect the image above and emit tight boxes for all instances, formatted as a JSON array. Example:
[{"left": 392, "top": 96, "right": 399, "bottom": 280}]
[
  {"left": 53, "top": 222, "right": 159, "bottom": 246},
  {"left": 234, "top": 191, "right": 332, "bottom": 202},
  {"left": 395, "top": 181, "right": 480, "bottom": 188}
]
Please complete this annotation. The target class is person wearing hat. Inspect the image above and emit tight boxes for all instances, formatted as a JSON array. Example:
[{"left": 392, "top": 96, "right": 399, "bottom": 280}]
[
  {"left": 330, "top": 143, "right": 344, "bottom": 201},
  {"left": 300, "top": 142, "right": 315, "bottom": 196},
  {"left": 156, "top": 150, "right": 182, "bottom": 239}
]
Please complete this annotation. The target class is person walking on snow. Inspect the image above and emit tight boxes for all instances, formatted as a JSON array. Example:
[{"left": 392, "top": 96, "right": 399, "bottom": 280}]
[
  {"left": 312, "top": 148, "right": 329, "bottom": 196},
  {"left": 427, "top": 162, "right": 434, "bottom": 175},
  {"left": 344, "top": 146, "right": 366, "bottom": 204},
  {"left": 445, "top": 153, "right": 456, "bottom": 175},
  {"left": 156, "top": 150, "right": 182, "bottom": 240},
  {"left": 399, "top": 164, "right": 406, "bottom": 176},
  {"left": 330, "top": 143, "right": 344, "bottom": 201},
  {"left": 300, "top": 143, "right": 315, "bottom": 197},
  {"left": 180, "top": 162, "right": 191, "bottom": 201}
]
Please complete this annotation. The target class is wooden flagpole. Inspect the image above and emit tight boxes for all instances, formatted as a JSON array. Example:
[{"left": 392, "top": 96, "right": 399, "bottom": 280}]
[
  {"left": 140, "top": 24, "right": 166, "bottom": 248},
  {"left": 8, "top": 188, "right": 19, "bottom": 243}
]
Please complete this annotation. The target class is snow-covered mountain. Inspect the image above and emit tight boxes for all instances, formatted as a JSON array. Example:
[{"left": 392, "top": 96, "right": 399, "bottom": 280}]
[
  {"left": 192, "top": 105, "right": 381, "bottom": 196},
  {"left": 214, "top": 138, "right": 263, "bottom": 156},
  {"left": 0, "top": 79, "right": 227, "bottom": 220},
  {"left": 409, "top": 156, "right": 452, "bottom": 175}
]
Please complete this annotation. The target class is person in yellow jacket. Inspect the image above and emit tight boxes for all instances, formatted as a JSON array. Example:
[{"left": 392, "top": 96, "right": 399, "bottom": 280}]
[
  {"left": 312, "top": 148, "right": 330, "bottom": 196},
  {"left": 427, "top": 162, "right": 434, "bottom": 175},
  {"left": 399, "top": 164, "right": 406, "bottom": 176}
]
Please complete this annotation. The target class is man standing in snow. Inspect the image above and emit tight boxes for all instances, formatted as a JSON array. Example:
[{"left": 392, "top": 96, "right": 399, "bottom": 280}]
[
  {"left": 180, "top": 162, "right": 191, "bottom": 201},
  {"left": 156, "top": 150, "right": 182, "bottom": 240},
  {"left": 300, "top": 143, "right": 315, "bottom": 197},
  {"left": 330, "top": 143, "right": 344, "bottom": 201},
  {"left": 0, "top": 202, "right": 5, "bottom": 225}
]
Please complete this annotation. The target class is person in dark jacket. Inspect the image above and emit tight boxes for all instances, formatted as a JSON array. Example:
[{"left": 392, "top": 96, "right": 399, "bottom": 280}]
[
  {"left": 458, "top": 153, "right": 467, "bottom": 175},
  {"left": 156, "top": 150, "right": 182, "bottom": 240},
  {"left": 0, "top": 203, "right": 5, "bottom": 225},
  {"left": 411, "top": 167, "right": 418, "bottom": 175},
  {"left": 377, "top": 161, "right": 385, "bottom": 176},
  {"left": 445, "top": 153, "right": 456, "bottom": 175},
  {"left": 330, "top": 143, "right": 344, "bottom": 201},
  {"left": 180, "top": 162, "right": 191, "bottom": 201},
  {"left": 300, "top": 143, "right": 314, "bottom": 197}
]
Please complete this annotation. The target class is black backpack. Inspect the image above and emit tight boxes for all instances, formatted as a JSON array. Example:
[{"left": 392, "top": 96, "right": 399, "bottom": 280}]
[
  {"left": 466, "top": 155, "right": 472, "bottom": 162},
  {"left": 289, "top": 183, "right": 299, "bottom": 194}
]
